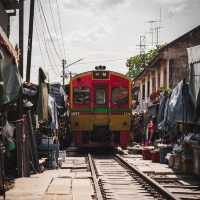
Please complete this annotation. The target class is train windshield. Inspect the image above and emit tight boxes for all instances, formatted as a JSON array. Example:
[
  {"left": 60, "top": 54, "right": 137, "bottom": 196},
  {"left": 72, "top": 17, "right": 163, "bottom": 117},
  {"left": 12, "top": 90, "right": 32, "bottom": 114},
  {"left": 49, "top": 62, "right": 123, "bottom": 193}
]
[
  {"left": 73, "top": 87, "right": 90, "bottom": 104},
  {"left": 112, "top": 87, "right": 128, "bottom": 105},
  {"left": 95, "top": 87, "right": 106, "bottom": 105}
]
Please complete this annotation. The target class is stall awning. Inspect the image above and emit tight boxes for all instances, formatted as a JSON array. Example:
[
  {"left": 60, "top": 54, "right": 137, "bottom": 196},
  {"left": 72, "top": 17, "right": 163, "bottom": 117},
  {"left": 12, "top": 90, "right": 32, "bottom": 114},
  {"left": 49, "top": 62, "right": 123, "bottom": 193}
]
[{"left": 0, "top": 26, "right": 18, "bottom": 63}]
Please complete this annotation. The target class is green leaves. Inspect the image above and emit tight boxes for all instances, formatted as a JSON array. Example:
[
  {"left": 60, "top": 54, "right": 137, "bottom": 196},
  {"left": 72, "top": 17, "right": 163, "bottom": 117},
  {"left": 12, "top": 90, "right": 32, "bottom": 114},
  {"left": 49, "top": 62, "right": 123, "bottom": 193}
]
[{"left": 126, "top": 48, "right": 158, "bottom": 80}]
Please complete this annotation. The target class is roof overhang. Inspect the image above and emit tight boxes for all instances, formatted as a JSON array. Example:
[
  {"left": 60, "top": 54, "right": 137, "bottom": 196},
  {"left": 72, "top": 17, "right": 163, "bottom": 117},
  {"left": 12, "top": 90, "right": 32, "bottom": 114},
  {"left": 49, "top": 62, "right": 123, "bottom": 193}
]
[
  {"left": 0, "top": 26, "right": 18, "bottom": 63},
  {"left": 1, "top": 0, "right": 19, "bottom": 10}
]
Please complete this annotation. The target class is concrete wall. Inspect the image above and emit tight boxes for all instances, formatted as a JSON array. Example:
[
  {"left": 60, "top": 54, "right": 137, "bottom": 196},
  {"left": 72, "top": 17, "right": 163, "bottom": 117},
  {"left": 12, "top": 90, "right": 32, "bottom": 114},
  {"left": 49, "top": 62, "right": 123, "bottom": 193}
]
[
  {"left": 135, "top": 61, "right": 169, "bottom": 112},
  {"left": 0, "top": 2, "right": 9, "bottom": 36}
]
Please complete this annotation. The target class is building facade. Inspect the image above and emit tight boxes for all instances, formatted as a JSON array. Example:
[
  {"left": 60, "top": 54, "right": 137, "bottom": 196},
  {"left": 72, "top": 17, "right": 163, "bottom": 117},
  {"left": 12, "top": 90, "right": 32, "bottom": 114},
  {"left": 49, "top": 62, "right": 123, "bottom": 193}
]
[{"left": 133, "top": 25, "right": 200, "bottom": 113}]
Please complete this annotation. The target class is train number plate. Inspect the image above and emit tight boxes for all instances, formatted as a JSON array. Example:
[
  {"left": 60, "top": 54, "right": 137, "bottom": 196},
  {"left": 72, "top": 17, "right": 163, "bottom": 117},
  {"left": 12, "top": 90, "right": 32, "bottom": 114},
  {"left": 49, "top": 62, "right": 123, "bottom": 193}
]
[{"left": 93, "top": 71, "right": 109, "bottom": 79}]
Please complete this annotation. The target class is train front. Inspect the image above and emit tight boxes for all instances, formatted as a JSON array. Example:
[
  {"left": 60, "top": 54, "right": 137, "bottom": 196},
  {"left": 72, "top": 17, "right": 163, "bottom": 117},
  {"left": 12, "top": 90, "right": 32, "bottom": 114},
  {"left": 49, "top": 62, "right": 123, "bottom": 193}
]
[{"left": 69, "top": 66, "right": 132, "bottom": 148}]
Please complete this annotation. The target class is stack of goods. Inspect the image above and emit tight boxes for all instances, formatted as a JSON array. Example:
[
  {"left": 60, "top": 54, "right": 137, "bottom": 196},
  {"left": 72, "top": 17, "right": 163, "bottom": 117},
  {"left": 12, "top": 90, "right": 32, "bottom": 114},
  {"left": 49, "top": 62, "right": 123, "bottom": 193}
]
[{"left": 128, "top": 144, "right": 143, "bottom": 154}]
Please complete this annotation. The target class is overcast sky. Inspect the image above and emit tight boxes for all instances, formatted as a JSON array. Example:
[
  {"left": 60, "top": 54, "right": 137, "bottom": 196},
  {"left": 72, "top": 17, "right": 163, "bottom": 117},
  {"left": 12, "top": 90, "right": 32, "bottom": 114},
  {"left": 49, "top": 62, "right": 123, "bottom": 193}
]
[{"left": 10, "top": 0, "right": 200, "bottom": 83}]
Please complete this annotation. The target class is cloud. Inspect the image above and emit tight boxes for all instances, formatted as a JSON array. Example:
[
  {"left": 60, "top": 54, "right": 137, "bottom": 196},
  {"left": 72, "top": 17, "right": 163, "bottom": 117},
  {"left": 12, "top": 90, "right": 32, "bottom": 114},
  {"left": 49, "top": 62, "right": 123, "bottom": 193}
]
[
  {"left": 63, "top": 0, "right": 128, "bottom": 11},
  {"left": 65, "top": 21, "right": 112, "bottom": 46},
  {"left": 153, "top": 0, "right": 188, "bottom": 15},
  {"left": 153, "top": 0, "right": 187, "bottom": 5}
]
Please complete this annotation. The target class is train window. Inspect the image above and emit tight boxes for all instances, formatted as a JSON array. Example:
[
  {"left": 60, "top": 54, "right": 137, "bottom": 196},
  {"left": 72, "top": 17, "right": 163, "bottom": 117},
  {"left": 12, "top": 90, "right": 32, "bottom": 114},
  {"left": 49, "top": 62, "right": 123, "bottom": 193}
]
[
  {"left": 73, "top": 87, "right": 90, "bottom": 104},
  {"left": 95, "top": 88, "right": 106, "bottom": 105},
  {"left": 112, "top": 87, "right": 128, "bottom": 105}
]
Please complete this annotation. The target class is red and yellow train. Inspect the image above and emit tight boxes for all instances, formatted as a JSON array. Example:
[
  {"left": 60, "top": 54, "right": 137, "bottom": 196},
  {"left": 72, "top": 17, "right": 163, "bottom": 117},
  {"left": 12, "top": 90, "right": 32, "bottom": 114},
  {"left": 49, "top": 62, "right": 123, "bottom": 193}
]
[{"left": 69, "top": 66, "right": 132, "bottom": 148}]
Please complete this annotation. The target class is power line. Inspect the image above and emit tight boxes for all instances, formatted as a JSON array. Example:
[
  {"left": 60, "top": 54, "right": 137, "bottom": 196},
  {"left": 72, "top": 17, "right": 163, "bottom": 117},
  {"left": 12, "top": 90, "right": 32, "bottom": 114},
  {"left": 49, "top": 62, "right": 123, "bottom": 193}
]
[
  {"left": 34, "top": 18, "right": 46, "bottom": 71},
  {"left": 35, "top": 12, "right": 58, "bottom": 76},
  {"left": 46, "top": 58, "right": 129, "bottom": 67},
  {"left": 35, "top": 0, "right": 60, "bottom": 76},
  {"left": 46, "top": 0, "right": 64, "bottom": 56},
  {"left": 78, "top": 58, "right": 128, "bottom": 65},
  {"left": 55, "top": 0, "right": 67, "bottom": 60},
  {"left": 38, "top": 0, "right": 62, "bottom": 61},
  {"left": 36, "top": 0, "right": 60, "bottom": 73}
]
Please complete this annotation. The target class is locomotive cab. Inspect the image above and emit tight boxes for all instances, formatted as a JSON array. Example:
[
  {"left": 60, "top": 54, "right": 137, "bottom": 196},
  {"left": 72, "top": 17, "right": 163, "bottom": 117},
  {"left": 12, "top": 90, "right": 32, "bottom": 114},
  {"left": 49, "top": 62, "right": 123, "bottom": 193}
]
[{"left": 70, "top": 66, "right": 132, "bottom": 148}]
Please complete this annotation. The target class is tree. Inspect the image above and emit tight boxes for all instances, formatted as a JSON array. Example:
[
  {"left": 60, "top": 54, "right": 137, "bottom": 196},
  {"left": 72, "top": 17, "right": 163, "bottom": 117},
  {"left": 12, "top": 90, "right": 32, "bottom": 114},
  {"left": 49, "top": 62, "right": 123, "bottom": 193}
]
[{"left": 126, "top": 48, "right": 159, "bottom": 80}]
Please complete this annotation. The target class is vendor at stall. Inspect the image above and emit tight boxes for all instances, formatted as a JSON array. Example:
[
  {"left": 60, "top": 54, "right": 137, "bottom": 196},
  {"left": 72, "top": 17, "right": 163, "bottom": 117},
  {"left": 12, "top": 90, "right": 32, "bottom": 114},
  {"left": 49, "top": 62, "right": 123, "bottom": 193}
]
[{"left": 147, "top": 116, "right": 156, "bottom": 145}]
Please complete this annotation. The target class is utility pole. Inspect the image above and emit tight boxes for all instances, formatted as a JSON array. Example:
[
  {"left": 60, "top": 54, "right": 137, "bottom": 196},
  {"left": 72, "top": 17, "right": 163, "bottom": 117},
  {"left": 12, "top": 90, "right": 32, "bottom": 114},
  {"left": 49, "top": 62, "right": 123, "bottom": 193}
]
[
  {"left": 154, "top": 8, "right": 162, "bottom": 48},
  {"left": 62, "top": 58, "right": 83, "bottom": 83},
  {"left": 154, "top": 26, "right": 161, "bottom": 47},
  {"left": 146, "top": 9, "right": 163, "bottom": 48},
  {"left": 62, "top": 59, "right": 66, "bottom": 85},
  {"left": 137, "top": 35, "right": 146, "bottom": 67},
  {"left": 26, "top": 0, "right": 36, "bottom": 82},
  {"left": 19, "top": 0, "right": 24, "bottom": 78},
  {"left": 146, "top": 20, "right": 158, "bottom": 47}
]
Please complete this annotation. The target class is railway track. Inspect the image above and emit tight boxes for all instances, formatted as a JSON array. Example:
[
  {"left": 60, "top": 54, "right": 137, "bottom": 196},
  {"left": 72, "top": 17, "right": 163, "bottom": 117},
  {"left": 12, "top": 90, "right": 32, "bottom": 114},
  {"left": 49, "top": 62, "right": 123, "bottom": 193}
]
[
  {"left": 152, "top": 174, "right": 200, "bottom": 200},
  {"left": 88, "top": 153, "right": 180, "bottom": 200},
  {"left": 121, "top": 155, "right": 200, "bottom": 200}
]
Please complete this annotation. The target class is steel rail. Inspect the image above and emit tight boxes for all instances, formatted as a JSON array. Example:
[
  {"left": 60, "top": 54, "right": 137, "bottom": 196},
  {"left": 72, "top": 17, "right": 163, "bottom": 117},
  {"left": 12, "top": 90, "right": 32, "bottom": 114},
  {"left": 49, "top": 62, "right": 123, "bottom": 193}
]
[
  {"left": 88, "top": 154, "right": 104, "bottom": 200},
  {"left": 116, "top": 154, "right": 181, "bottom": 200}
]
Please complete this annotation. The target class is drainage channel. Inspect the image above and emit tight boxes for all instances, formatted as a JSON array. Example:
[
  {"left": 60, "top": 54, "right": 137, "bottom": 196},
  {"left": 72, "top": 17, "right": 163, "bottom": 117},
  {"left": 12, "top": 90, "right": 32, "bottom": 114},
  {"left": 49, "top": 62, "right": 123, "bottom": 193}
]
[{"left": 88, "top": 153, "right": 180, "bottom": 200}]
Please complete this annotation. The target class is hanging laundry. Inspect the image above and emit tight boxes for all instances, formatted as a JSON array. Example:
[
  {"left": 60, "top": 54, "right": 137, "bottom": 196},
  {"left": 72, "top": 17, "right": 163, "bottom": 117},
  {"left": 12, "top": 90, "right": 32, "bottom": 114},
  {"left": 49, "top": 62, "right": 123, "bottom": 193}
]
[{"left": 48, "top": 95, "right": 58, "bottom": 130}]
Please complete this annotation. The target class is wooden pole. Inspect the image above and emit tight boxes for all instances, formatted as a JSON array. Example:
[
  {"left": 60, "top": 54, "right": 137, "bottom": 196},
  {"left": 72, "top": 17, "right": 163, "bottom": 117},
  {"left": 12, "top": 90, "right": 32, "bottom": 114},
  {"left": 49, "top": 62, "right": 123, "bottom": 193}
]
[
  {"left": 26, "top": 0, "right": 35, "bottom": 82},
  {"left": 62, "top": 59, "right": 65, "bottom": 85}
]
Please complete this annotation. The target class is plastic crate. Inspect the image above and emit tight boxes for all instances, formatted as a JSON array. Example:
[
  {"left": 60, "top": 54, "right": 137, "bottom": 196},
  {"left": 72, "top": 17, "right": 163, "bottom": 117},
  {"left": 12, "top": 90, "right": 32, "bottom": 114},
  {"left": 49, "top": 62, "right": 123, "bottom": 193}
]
[
  {"left": 142, "top": 148, "right": 152, "bottom": 160},
  {"left": 151, "top": 150, "right": 160, "bottom": 163}
]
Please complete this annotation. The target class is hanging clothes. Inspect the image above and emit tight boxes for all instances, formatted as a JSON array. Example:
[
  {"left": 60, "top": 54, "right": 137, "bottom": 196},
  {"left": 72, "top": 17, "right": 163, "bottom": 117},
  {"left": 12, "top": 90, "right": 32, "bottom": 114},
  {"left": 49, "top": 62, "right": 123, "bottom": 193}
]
[
  {"left": 1, "top": 121, "right": 15, "bottom": 150},
  {"left": 0, "top": 56, "right": 22, "bottom": 105},
  {"left": 167, "top": 81, "right": 194, "bottom": 126},
  {"left": 187, "top": 45, "right": 200, "bottom": 121},
  {"left": 157, "top": 92, "right": 168, "bottom": 124},
  {"left": 36, "top": 68, "right": 48, "bottom": 121},
  {"left": 48, "top": 95, "right": 58, "bottom": 130},
  {"left": 49, "top": 83, "right": 65, "bottom": 108}
]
